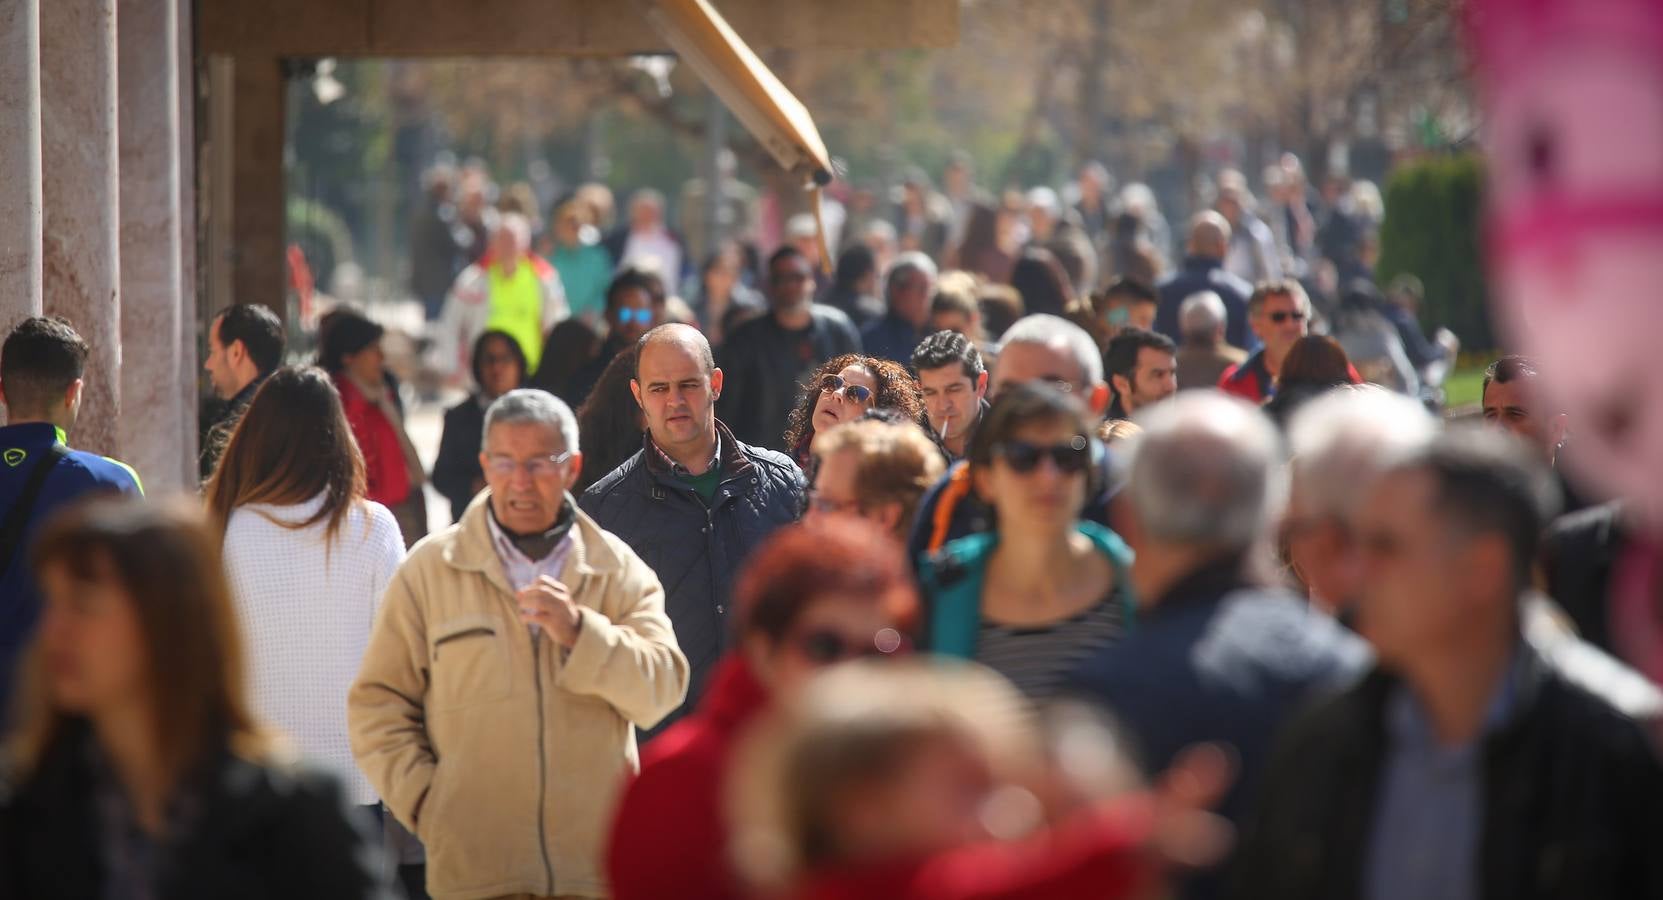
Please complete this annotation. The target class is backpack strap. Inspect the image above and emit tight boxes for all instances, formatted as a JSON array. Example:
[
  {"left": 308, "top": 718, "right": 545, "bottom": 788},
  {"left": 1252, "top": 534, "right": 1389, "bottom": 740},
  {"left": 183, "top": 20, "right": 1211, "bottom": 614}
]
[{"left": 0, "top": 443, "right": 68, "bottom": 577}]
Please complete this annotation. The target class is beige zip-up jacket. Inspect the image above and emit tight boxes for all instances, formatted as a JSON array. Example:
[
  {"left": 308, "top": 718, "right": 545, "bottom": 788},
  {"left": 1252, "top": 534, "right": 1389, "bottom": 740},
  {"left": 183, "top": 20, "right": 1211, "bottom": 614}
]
[{"left": 348, "top": 493, "right": 689, "bottom": 899}]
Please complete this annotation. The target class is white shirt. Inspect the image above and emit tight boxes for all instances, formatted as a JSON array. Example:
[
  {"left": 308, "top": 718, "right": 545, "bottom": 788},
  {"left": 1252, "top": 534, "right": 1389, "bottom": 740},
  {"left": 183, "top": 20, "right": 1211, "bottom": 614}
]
[
  {"left": 224, "top": 495, "right": 405, "bottom": 805},
  {"left": 619, "top": 228, "right": 682, "bottom": 286}
]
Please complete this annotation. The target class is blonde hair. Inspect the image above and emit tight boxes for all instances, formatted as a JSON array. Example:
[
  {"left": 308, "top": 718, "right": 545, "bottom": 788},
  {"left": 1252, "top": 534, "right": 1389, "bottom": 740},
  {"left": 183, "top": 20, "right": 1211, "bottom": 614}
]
[{"left": 811, "top": 420, "right": 946, "bottom": 539}]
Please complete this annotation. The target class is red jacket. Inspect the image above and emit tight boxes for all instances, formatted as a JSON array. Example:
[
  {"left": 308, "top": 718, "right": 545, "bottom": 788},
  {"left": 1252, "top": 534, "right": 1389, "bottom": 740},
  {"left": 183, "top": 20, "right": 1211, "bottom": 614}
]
[
  {"left": 334, "top": 374, "right": 411, "bottom": 507},
  {"left": 1218, "top": 349, "right": 1363, "bottom": 404},
  {"left": 790, "top": 804, "right": 1156, "bottom": 900},
  {"left": 607, "top": 655, "right": 771, "bottom": 900}
]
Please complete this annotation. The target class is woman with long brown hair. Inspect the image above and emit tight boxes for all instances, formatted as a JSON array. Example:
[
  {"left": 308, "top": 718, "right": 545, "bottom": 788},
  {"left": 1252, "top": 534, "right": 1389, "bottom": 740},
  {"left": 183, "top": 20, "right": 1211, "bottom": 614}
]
[
  {"left": 0, "top": 497, "right": 386, "bottom": 896},
  {"left": 204, "top": 365, "right": 404, "bottom": 817},
  {"left": 781, "top": 354, "right": 926, "bottom": 471}
]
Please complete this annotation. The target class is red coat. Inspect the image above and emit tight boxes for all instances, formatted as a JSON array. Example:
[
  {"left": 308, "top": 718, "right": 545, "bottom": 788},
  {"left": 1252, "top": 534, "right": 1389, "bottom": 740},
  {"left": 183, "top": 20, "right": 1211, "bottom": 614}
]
[
  {"left": 334, "top": 374, "right": 411, "bottom": 507},
  {"left": 607, "top": 655, "right": 771, "bottom": 900},
  {"left": 790, "top": 804, "right": 1156, "bottom": 900}
]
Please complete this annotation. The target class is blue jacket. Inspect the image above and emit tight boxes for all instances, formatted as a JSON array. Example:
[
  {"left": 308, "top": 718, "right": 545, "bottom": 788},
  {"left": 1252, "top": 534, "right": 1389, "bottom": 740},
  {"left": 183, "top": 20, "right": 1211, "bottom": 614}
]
[
  {"left": 918, "top": 521, "right": 1135, "bottom": 659},
  {"left": 579, "top": 421, "right": 805, "bottom": 735},
  {"left": 1067, "top": 559, "right": 1367, "bottom": 900},
  {"left": 1155, "top": 256, "right": 1258, "bottom": 352},
  {"left": 859, "top": 313, "right": 924, "bottom": 367},
  {"left": 0, "top": 423, "right": 143, "bottom": 705}
]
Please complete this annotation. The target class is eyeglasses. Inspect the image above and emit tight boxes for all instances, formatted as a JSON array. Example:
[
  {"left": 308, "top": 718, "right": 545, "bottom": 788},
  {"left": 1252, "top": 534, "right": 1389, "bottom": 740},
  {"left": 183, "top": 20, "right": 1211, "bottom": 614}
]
[
  {"left": 806, "top": 489, "right": 861, "bottom": 515},
  {"left": 484, "top": 451, "right": 572, "bottom": 479},
  {"left": 792, "top": 626, "right": 910, "bottom": 664},
  {"left": 615, "top": 308, "right": 654, "bottom": 326},
  {"left": 819, "top": 374, "right": 874, "bottom": 405},
  {"left": 1267, "top": 310, "right": 1308, "bottom": 324},
  {"left": 993, "top": 435, "right": 1091, "bottom": 474}
]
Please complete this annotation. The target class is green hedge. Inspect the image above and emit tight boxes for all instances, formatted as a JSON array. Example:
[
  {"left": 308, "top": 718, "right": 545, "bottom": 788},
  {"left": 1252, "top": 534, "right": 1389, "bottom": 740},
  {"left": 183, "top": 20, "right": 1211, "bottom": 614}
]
[{"left": 1375, "top": 154, "right": 1494, "bottom": 351}]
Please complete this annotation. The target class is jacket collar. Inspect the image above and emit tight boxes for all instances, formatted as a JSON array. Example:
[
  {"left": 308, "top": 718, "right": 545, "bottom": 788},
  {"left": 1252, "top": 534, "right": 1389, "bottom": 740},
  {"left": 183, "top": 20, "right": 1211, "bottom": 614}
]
[
  {"left": 1182, "top": 254, "right": 1224, "bottom": 274},
  {"left": 1224, "top": 348, "right": 1270, "bottom": 387},
  {"left": 444, "top": 490, "right": 623, "bottom": 598},
  {"left": 0, "top": 421, "right": 64, "bottom": 447},
  {"left": 1150, "top": 555, "right": 1253, "bottom": 610},
  {"left": 642, "top": 419, "right": 755, "bottom": 484}
]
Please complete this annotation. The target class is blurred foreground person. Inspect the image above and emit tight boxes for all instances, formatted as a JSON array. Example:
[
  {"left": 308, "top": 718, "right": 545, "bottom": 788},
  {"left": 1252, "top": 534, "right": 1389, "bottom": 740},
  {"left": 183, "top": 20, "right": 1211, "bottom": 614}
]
[
  {"left": 921, "top": 384, "right": 1132, "bottom": 700},
  {"left": 0, "top": 498, "right": 387, "bottom": 898},
  {"left": 728, "top": 660, "right": 1231, "bottom": 900},
  {"left": 606, "top": 518, "right": 918, "bottom": 900},
  {"left": 432, "top": 330, "right": 527, "bottom": 522},
  {"left": 1283, "top": 387, "right": 1438, "bottom": 617},
  {"left": 1233, "top": 429, "right": 1663, "bottom": 900},
  {"left": 207, "top": 366, "right": 404, "bottom": 817},
  {"left": 1070, "top": 391, "right": 1367, "bottom": 900},
  {"left": 0, "top": 316, "right": 143, "bottom": 708},
  {"left": 783, "top": 354, "right": 925, "bottom": 471},
  {"left": 349, "top": 390, "right": 688, "bottom": 899},
  {"left": 806, "top": 419, "right": 946, "bottom": 542},
  {"left": 320, "top": 311, "right": 426, "bottom": 548},
  {"left": 583, "top": 326, "right": 804, "bottom": 736}
]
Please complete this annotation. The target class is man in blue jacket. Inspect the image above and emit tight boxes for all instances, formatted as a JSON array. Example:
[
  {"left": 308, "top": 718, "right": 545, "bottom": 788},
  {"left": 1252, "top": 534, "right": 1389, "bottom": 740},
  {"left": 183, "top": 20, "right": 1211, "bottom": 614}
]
[
  {"left": 581, "top": 324, "right": 805, "bottom": 736},
  {"left": 1154, "top": 212, "right": 1257, "bottom": 352},
  {"left": 0, "top": 316, "right": 143, "bottom": 707}
]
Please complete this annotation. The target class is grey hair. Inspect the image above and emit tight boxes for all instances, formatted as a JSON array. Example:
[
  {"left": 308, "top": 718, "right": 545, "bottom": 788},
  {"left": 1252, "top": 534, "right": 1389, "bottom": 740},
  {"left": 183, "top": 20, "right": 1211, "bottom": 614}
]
[
  {"left": 999, "top": 314, "right": 1103, "bottom": 387},
  {"left": 483, "top": 388, "right": 579, "bottom": 454},
  {"left": 1125, "top": 391, "right": 1285, "bottom": 550},
  {"left": 1287, "top": 385, "right": 1438, "bottom": 521},
  {"left": 1178, "top": 291, "right": 1227, "bottom": 340},
  {"left": 885, "top": 251, "right": 939, "bottom": 298}
]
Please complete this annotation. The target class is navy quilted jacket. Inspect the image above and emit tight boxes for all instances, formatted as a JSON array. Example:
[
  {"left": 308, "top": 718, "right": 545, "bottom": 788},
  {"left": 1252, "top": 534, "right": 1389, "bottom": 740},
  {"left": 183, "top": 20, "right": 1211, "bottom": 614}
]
[{"left": 579, "top": 421, "right": 805, "bottom": 735}]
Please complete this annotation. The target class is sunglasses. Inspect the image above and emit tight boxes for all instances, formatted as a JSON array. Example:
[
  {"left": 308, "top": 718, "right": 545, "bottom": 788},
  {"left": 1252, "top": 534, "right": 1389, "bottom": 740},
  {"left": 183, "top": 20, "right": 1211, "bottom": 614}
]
[
  {"left": 616, "top": 308, "right": 654, "bottom": 326},
  {"left": 1266, "top": 310, "right": 1308, "bottom": 324},
  {"left": 993, "top": 435, "right": 1091, "bottom": 474},
  {"left": 793, "top": 626, "right": 909, "bottom": 664},
  {"left": 819, "top": 374, "right": 874, "bottom": 405}
]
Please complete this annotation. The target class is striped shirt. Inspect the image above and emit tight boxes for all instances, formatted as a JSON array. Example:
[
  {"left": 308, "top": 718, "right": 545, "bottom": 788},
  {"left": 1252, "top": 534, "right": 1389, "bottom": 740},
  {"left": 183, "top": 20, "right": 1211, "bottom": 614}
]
[{"left": 975, "top": 597, "right": 1127, "bottom": 701}]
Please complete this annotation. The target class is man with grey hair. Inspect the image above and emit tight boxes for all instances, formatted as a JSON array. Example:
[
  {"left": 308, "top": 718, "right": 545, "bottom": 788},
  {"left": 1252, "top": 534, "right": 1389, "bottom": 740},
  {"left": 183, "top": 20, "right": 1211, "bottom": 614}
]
[
  {"left": 433, "top": 210, "right": 569, "bottom": 380},
  {"left": 1154, "top": 210, "right": 1255, "bottom": 351},
  {"left": 1284, "top": 386, "right": 1438, "bottom": 616},
  {"left": 350, "top": 387, "right": 688, "bottom": 899},
  {"left": 907, "top": 313, "right": 1114, "bottom": 562},
  {"left": 1175, "top": 290, "right": 1247, "bottom": 391},
  {"left": 1069, "top": 391, "right": 1367, "bottom": 900},
  {"left": 860, "top": 250, "right": 939, "bottom": 365}
]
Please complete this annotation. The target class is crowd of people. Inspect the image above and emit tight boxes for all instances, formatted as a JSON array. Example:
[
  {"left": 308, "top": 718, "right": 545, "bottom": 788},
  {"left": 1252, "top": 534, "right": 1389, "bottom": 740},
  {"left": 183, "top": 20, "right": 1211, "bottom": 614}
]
[{"left": 0, "top": 148, "right": 1658, "bottom": 900}]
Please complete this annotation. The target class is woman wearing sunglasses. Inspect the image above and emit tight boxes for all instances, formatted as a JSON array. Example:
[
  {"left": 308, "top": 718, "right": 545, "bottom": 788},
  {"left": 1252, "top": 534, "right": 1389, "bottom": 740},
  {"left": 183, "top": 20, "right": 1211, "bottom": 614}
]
[
  {"left": 920, "top": 382, "right": 1134, "bottom": 700},
  {"left": 782, "top": 353, "right": 927, "bottom": 470},
  {"left": 606, "top": 516, "right": 918, "bottom": 900}
]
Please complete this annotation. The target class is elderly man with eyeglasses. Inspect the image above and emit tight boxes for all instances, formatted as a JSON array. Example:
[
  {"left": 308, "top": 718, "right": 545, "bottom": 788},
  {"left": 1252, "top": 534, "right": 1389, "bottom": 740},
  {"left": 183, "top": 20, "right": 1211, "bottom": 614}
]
[{"left": 350, "top": 388, "right": 688, "bottom": 900}]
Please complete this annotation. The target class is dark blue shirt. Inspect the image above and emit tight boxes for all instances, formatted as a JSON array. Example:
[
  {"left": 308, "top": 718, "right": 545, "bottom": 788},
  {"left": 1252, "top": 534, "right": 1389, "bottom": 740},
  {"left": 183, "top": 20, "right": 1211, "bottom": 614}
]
[
  {"left": 0, "top": 423, "right": 143, "bottom": 707},
  {"left": 1155, "top": 256, "right": 1259, "bottom": 352},
  {"left": 859, "top": 313, "right": 924, "bottom": 367}
]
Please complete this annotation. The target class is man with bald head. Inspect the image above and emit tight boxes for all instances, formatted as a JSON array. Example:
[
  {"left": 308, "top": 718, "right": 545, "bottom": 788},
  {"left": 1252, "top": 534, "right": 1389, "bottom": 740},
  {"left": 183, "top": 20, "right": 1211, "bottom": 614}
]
[
  {"left": 1154, "top": 210, "right": 1256, "bottom": 351},
  {"left": 581, "top": 324, "right": 806, "bottom": 735}
]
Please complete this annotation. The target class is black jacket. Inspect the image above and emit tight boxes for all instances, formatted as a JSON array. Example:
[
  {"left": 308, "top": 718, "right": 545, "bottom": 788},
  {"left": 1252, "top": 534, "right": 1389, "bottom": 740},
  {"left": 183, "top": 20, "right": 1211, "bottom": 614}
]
[
  {"left": 199, "top": 373, "right": 269, "bottom": 481},
  {"left": 579, "top": 422, "right": 805, "bottom": 734},
  {"left": 0, "top": 723, "right": 390, "bottom": 899},
  {"left": 715, "top": 305, "right": 862, "bottom": 452},
  {"left": 1230, "top": 640, "right": 1663, "bottom": 900},
  {"left": 1538, "top": 501, "right": 1627, "bottom": 654},
  {"left": 431, "top": 393, "right": 488, "bottom": 523}
]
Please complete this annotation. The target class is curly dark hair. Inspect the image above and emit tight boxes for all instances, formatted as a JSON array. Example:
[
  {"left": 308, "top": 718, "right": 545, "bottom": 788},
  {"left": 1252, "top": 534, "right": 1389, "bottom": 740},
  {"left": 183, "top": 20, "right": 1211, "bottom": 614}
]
[{"left": 782, "top": 354, "right": 926, "bottom": 463}]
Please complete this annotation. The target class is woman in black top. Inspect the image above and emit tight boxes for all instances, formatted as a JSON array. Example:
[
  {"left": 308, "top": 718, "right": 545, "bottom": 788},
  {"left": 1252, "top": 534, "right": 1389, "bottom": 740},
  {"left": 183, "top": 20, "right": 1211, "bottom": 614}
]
[{"left": 431, "top": 329, "right": 527, "bottom": 522}]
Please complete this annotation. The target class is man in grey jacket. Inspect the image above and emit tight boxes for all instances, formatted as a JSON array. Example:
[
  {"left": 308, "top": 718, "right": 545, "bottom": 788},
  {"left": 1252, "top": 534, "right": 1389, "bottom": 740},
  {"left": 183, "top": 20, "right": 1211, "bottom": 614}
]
[{"left": 581, "top": 324, "right": 806, "bottom": 736}]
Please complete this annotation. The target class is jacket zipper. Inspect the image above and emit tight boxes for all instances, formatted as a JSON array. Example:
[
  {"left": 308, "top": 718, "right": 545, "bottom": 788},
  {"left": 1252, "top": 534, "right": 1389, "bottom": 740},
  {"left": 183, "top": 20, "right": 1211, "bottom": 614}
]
[{"left": 532, "top": 631, "right": 555, "bottom": 895}]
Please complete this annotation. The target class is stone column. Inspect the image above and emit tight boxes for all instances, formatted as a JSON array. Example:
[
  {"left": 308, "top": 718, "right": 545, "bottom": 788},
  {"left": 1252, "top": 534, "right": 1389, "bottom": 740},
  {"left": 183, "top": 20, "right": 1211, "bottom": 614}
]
[
  {"left": 40, "top": 0, "right": 120, "bottom": 456},
  {"left": 0, "top": 0, "right": 43, "bottom": 329},
  {"left": 176, "top": 0, "right": 200, "bottom": 483},
  {"left": 117, "top": 0, "right": 188, "bottom": 490},
  {"left": 231, "top": 57, "right": 287, "bottom": 313}
]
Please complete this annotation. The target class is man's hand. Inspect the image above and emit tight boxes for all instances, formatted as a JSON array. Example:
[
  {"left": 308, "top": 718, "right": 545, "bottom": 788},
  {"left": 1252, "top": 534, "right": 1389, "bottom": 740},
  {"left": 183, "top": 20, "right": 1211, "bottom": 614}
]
[{"left": 516, "top": 575, "right": 584, "bottom": 647}]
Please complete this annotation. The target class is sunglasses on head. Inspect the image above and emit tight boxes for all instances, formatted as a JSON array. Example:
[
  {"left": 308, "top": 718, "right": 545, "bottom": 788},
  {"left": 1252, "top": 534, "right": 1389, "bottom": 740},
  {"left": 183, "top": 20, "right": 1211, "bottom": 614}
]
[
  {"left": 819, "top": 374, "right": 874, "bottom": 404},
  {"left": 616, "top": 308, "right": 654, "bottom": 326},
  {"left": 1267, "top": 310, "right": 1308, "bottom": 324},
  {"left": 993, "top": 435, "right": 1091, "bottom": 474},
  {"left": 793, "top": 627, "right": 909, "bottom": 664}
]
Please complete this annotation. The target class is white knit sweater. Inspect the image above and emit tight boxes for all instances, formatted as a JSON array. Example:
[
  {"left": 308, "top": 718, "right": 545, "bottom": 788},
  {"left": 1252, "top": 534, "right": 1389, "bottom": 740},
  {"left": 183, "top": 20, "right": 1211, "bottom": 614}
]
[{"left": 224, "top": 495, "right": 405, "bottom": 805}]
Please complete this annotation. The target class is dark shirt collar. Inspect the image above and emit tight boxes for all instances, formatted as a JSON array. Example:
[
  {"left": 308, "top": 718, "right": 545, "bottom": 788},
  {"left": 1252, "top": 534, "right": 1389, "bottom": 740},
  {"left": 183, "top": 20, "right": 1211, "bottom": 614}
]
[
  {"left": 1151, "top": 554, "right": 1253, "bottom": 609},
  {"left": 487, "top": 497, "right": 575, "bottom": 561},
  {"left": 0, "top": 421, "right": 63, "bottom": 446}
]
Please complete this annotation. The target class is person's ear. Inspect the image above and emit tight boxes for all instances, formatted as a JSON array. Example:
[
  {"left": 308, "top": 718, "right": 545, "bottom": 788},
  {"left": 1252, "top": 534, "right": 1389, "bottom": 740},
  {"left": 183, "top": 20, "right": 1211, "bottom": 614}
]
[
  {"left": 871, "top": 501, "right": 903, "bottom": 536},
  {"left": 974, "top": 371, "right": 989, "bottom": 399},
  {"left": 65, "top": 378, "right": 84, "bottom": 412},
  {"left": 629, "top": 379, "right": 644, "bottom": 409},
  {"left": 227, "top": 338, "right": 248, "bottom": 368},
  {"left": 710, "top": 367, "right": 725, "bottom": 401},
  {"left": 478, "top": 451, "right": 491, "bottom": 478},
  {"left": 1087, "top": 382, "right": 1111, "bottom": 416},
  {"left": 1111, "top": 374, "right": 1131, "bottom": 404},
  {"left": 567, "top": 451, "right": 584, "bottom": 487},
  {"left": 1549, "top": 412, "right": 1569, "bottom": 456}
]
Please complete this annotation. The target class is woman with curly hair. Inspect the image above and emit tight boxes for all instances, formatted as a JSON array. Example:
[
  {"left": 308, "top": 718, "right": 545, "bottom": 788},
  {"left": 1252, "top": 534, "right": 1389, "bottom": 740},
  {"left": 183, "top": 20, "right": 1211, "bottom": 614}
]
[{"left": 782, "top": 354, "right": 926, "bottom": 471}]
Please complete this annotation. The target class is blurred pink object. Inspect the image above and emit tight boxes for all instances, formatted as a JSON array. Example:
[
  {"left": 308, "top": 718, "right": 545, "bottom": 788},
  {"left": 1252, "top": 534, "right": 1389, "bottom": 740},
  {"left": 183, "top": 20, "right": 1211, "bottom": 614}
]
[{"left": 1469, "top": 0, "right": 1663, "bottom": 522}]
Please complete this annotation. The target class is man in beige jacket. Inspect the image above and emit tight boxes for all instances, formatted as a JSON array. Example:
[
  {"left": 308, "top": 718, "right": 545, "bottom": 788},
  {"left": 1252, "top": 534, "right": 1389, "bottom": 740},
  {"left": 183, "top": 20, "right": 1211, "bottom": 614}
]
[{"left": 350, "top": 389, "right": 689, "bottom": 900}]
